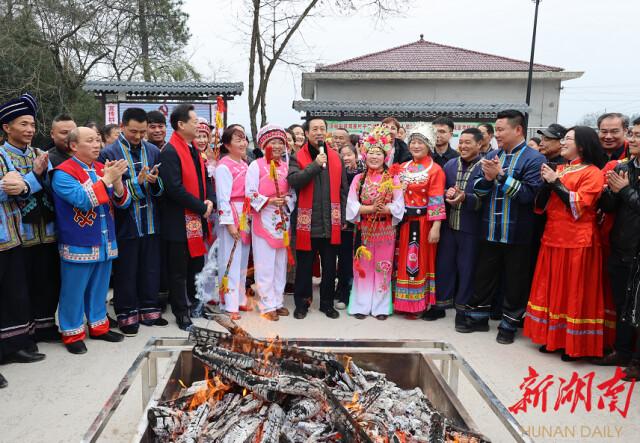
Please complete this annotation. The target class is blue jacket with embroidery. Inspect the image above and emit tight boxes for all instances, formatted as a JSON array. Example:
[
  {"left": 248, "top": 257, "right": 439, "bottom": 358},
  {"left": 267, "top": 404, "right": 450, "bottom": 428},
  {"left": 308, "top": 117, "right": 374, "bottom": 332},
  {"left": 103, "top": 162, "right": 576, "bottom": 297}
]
[
  {"left": 99, "top": 136, "right": 163, "bottom": 240},
  {"left": 443, "top": 156, "right": 482, "bottom": 235},
  {"left": 52, "top": 157, "right": 131, "bottom": 263},
  {"left": 473, "top": 142, "right": 546, "bottom": 244}
]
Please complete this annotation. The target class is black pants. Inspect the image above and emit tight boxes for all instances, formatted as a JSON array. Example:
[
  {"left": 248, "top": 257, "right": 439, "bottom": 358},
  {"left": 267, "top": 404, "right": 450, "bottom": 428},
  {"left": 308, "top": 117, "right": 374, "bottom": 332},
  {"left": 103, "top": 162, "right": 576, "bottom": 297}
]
[
  {"left": 23, "top": 242, "right": 60, "bottom": 340},
  {"left": 294, "top": 238, "right": 337, "bottom": 311},
  {"left": 112, "top": 235, "right": 161, "bottom": 327},
  {"left": 0, "top": 247, "right": 36, "bottom": 361},
  {"left": 167, "top": 241, "right": 204, "bottom": 319},
  {"left": 336, "top": 230, "right": 354, "bottom": 304},
  {"left": 466, "top": 241, "right": 532, "bottom": 331},
  {"left": 608, "top": 254, "right": 638, "bottom": 358}
]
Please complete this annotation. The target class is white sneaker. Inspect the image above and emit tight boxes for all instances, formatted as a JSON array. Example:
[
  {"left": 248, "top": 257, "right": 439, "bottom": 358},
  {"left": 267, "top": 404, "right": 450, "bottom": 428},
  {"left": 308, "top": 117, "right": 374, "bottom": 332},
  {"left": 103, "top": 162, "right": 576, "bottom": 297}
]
[{"left": 335, "top": 302, "right": 347, "bottom": 310}]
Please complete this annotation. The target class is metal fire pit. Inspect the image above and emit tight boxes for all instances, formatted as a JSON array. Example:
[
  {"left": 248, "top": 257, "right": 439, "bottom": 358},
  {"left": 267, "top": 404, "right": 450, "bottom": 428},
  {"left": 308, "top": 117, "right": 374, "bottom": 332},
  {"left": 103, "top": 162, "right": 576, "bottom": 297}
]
[{"left": 82, "top": 338, "right": 532, "bottom": 442}]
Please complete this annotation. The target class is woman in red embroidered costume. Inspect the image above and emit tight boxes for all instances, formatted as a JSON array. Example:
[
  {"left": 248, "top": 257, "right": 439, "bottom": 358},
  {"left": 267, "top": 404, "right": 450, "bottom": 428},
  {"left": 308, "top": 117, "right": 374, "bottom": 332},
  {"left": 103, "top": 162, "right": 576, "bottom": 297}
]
[
  {"left": 347, "top": 127, "right": 404, "bottom": 320},
  {"left": 524, "top": 127, "right": 607, "bottom": 359},
  {"left": 394, "top": 124, "right": 446, "bottom": 319}
]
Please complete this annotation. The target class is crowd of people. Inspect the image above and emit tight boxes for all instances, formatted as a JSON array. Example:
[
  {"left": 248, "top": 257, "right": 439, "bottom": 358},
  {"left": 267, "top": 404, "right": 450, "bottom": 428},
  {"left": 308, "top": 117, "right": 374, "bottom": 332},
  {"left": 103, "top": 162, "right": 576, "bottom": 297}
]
[{"left": 0, "top": 91, "right": 639, "bottom": 390}]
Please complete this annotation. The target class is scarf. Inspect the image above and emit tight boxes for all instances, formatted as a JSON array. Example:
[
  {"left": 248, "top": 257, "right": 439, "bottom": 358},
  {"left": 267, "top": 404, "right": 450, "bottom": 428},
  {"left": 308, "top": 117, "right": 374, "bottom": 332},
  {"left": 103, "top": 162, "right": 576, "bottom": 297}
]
[
  {"left": 295, "top": 142, "right": 342, "bottom": 250},
  {"left": 170, "top": 131, "right": 208, "bottom": 258}
]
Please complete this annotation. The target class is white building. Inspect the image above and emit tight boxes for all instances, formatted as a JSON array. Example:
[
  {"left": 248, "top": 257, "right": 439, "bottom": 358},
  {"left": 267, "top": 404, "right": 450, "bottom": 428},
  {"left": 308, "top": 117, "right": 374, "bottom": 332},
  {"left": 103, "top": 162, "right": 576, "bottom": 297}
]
[{"left": 294, "top": 36, "right": 582, "bottom": 135}]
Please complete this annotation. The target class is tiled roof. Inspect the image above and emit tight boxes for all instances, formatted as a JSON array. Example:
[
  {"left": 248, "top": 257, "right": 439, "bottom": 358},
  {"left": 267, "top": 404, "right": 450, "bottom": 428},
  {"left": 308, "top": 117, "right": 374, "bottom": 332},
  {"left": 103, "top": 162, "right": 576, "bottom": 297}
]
[
  {"left": 84, "top": 81, "right": 244, "bottom": 96},
  {"left": 318, "top": 37, "right": 562, "bottom": 73},
  {"left": 293, "top": 100, "right": 530, "bottom": 114}
]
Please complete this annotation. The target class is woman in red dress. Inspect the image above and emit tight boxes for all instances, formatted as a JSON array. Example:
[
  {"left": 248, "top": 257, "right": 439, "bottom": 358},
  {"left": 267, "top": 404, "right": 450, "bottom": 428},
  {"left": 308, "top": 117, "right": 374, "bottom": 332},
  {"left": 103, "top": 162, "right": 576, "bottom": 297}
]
[
  {"left": 394, "top": 124, "right": 446, "bottom": 319},
  {"left": 524, "top": 126, "right": 608, "bottom": 360}
]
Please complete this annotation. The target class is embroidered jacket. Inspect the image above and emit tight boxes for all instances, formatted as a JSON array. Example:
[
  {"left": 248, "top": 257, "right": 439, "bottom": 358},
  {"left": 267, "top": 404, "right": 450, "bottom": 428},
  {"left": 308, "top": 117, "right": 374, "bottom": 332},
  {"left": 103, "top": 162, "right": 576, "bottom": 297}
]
[
  {"left": 99, "top": 135, "right": 163, "bottom": 239},
  {"left": 398, "top": 156, "right": 446, "bottom": 221},
  {"left": 52, "top": 157, "right": 131, "bottom": 263},
  {"left": 3, "top": 142, "right": 56, "bottom": 246},
  {"left": 442, "top": 156, "right": 482, "bottom": 235},
  {"left": 0, "top": 147, "right": 31, "bottom": 251},
  {"left": 474, "top": 142, "right": 546, "bottom": 244}
]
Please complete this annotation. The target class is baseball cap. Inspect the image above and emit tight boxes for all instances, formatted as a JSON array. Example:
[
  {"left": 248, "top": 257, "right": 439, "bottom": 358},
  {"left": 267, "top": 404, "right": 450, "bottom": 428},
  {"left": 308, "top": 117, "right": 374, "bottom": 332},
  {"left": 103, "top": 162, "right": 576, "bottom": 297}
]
[{"left": 537, "top": 123, "right": 567, "bottom": 140}]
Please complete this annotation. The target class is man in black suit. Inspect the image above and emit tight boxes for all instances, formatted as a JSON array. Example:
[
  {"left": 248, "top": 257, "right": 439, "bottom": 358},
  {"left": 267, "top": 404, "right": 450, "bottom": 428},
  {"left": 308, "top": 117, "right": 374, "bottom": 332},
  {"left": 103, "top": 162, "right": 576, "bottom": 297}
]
[{"left": 158, "top": 104, "right": 214, "bottom": 330}]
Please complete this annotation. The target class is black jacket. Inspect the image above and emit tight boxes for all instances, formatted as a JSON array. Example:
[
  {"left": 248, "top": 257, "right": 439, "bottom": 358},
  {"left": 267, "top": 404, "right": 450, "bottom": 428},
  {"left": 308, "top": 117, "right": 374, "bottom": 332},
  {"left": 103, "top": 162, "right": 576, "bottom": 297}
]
[
  {"left": 392, "top": 138, "right": 412, "bottom": 164},
  {"left": 287, "top": 144, "right": 348, "bottom": 239},
  {"left": 432, "top": 144, "right": 460, "bottom": 168},
  {"left": 158, "top": 141, "right": 215, "bottom": 243},
  {"left": 600, "top": 159, "right": 640, "bottom": 262},
  {"left": 47, "top": 142, "right": 72, "bottom": 168}
]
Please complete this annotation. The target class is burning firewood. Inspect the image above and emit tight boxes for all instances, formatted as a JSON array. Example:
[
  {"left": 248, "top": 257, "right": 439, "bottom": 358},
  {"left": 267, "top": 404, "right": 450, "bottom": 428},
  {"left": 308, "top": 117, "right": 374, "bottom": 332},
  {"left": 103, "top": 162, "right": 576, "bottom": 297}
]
[{"left": 148, "top": 326, "right": 488, "bottom": 443}]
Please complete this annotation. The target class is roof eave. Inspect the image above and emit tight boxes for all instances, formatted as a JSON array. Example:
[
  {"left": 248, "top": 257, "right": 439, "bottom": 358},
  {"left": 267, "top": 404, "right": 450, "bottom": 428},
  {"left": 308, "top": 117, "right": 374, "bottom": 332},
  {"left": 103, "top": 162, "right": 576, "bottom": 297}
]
[
  {"left": 303, "top": 70, "right": 584, "bottom": 81},
  {"left": 83, "top": 80, "right": 245, "bottom": 97}
]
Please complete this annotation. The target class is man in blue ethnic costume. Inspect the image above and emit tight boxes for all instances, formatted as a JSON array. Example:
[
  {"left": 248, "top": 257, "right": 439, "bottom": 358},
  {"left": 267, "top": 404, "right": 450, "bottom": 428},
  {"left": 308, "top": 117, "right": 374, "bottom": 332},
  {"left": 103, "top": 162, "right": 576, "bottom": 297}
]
[
  {"left": 1, "top": 93, "right": 60, "bottom": 342},
  {"left": 99, "top": 108, "right": 167, "bottom": 336},
  {"left": 52, "top": 127, "right": 131, "bottom": 354},
  {"left": 0, "top": 94, "right": 49, "bottom": 387}
]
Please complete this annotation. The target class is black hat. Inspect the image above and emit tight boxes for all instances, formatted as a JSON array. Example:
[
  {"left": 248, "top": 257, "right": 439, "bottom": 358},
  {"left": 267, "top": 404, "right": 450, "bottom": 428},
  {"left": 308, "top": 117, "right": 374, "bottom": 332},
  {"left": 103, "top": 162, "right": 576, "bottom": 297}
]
[
  {"left": 0, "top": 93, "right": 38, "bottom": 126},
  {"left": 537, "top": 123, "right": 567, "bottom": 140}
]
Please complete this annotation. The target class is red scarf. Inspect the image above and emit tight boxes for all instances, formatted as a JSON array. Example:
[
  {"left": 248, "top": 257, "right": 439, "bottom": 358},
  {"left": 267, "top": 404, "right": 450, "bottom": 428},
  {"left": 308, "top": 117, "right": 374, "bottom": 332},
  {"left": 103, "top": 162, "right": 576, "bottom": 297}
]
[
  {"left": 295, "top": 143, "right": 342, "bottom": 251},
  {"left": 170, "top": 132, "right": 208, "bottom": 257}
]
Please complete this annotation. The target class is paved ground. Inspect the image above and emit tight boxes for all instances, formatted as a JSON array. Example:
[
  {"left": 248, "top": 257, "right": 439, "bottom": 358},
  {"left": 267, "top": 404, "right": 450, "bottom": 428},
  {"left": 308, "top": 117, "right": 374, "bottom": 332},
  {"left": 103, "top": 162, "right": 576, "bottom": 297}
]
[{"left": 0, "top": 291, "right": 637, "bottom": 443}]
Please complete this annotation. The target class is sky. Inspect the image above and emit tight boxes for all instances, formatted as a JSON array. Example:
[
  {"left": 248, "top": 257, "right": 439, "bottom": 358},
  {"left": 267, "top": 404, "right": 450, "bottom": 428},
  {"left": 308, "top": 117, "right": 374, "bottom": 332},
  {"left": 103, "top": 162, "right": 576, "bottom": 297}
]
[{"left": 183, "top": 0, "right": 640, "bottom": 130}]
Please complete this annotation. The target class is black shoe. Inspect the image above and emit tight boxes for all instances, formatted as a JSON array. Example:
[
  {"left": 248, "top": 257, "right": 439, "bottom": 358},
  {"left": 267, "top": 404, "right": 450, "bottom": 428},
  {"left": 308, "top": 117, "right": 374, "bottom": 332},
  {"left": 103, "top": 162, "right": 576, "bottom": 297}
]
[
  {"left": 153, "top": 317, "right": 169, "bottom": 327},
  {"left": 65, "top": 340, "right": 88, "bottom": 355},
  {"left": 353, "top": 313, "right": 366, "bottom": 320},
  {"left": 293, "top": 308, "right": 307, "bottom": 319},
  {"left": 119, "top": 324, "right": 139, "bottom": 337},
  {"left": 455, "top": 316, "right": 489, "bottom": 333},
  {"left": 496, "top": 329, "right": 515, "bottom": 344},
  {"left": 0, "top": 372, "right": 7, "bottom": 388},
  {"left": 90, "top": 330, "right": 124, "bottom": 342},
  {"left": 107, "top": 315, "right": 118, "bottom": 329},
  {"left": 320, "top": 307, "right": 340, "bottom": 319},
  {"left": 623, "top": 360, "right": 640, "bottom": 381},
  {"left": 454, "top": 312, "right": 466, "bottom": 328},
  {"left": 176, "top": 315, "right": 193, "bottom": 331},
  {"left": 591, "top": 350, "right": 632, "bottom": 367},
  {"left": 422, "top": 308, "right": 446, "bottom": 321},
  {"left": 561, "top": 352, "right": 579, "bottom": 362},
  {"left": 489, "top": 312, "right": 502, "bottom": 321},
  {"left": 376, "top": 315, "right": 388, "bottom": 321},
  {"left": 538, "top": 345, "right": 560, "bottom": 354},
  {"left": 5, "top": 349, "right": 46, "bottom": 363}
]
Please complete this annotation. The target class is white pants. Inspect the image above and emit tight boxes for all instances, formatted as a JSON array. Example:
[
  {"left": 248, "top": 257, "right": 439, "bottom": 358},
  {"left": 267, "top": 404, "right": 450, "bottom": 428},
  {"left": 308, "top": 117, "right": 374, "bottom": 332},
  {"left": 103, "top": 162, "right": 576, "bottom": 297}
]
[
  {"left": 217, "top": 227, "right": 250, "bottom": 313},
  {"left": 252, "top": 235, "right": 287, "bottom": 313}
]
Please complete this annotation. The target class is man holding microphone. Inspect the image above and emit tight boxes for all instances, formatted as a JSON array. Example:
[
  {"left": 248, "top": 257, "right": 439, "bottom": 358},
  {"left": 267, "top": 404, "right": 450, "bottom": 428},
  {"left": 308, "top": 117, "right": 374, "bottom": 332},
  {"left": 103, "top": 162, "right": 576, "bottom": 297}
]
[{"left": 287, "top": 118, "right": 348, "bottom": 320}]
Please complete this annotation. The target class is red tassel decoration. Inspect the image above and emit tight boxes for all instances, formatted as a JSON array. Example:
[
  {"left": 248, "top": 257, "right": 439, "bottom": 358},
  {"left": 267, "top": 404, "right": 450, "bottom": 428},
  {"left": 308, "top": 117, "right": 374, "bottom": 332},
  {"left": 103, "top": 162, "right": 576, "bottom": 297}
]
[{"left": 354, "top": 258, "right": 366, "bottom": 279}]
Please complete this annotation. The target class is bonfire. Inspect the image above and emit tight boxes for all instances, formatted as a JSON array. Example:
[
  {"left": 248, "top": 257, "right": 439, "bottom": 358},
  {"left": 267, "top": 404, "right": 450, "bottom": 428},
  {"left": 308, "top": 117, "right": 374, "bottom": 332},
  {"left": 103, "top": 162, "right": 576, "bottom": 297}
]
[{"left": 147, "top": 316, "right": 486, "bottom": 443}]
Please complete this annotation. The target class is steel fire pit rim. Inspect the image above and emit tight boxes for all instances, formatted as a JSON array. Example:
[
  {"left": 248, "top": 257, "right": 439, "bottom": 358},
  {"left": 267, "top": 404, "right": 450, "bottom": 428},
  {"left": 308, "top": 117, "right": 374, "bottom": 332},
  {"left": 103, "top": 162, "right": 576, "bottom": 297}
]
[{"left": 82, "top": 336, "right": 532, "bottom": 443}]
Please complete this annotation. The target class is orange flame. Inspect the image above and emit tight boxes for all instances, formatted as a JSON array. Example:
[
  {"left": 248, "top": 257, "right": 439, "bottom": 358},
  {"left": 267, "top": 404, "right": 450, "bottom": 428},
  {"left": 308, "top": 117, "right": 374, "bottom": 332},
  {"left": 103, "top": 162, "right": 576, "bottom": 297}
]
[
  {"left": 343, "top": 355, "right": 353, "bottom": 375},
  {"left": 344, "top": 391, "right": 362, "bottom": 413},
  {"left": 187, "top": 368, "right": 231, "bottom": 410},
  {"left": 262, "top": 336, "right": 283, "bottom": 366}
]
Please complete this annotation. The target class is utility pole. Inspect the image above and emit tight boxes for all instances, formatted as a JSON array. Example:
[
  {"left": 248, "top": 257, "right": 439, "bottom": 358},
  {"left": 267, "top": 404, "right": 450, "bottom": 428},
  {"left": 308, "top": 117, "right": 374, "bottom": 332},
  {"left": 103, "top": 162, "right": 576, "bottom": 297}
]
[{"left": 525, "top": 0, "right": 541, "bottom": 134}]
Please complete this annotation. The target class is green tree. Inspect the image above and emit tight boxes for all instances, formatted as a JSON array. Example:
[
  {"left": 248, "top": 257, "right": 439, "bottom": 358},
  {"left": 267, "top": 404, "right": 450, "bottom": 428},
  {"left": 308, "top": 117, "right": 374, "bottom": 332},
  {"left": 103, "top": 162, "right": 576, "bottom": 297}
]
[{"left": 0, "top": 0, "right": 197, "bottom": 145}]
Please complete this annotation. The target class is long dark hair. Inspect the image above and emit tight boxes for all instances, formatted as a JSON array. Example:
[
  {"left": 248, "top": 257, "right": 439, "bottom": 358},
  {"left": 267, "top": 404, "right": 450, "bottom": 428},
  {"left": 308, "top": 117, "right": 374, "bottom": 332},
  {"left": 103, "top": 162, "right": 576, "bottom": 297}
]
[{"left": 569, "top": 126, "right": 607, "bottom": 169}]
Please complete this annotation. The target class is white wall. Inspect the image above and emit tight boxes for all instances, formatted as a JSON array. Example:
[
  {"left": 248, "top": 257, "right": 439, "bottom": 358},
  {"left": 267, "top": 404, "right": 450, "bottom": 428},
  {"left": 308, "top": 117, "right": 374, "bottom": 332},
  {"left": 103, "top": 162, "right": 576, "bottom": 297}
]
[{"left": 313, "top": 78, "right": 562, "bottom": 125}]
